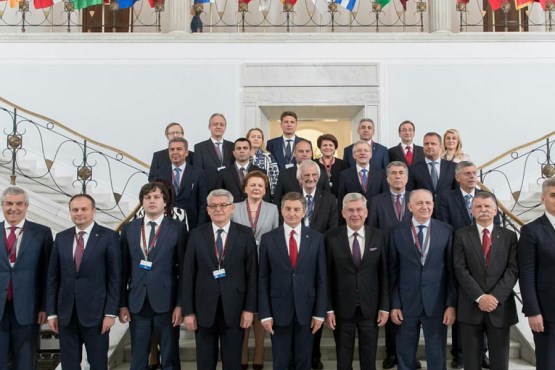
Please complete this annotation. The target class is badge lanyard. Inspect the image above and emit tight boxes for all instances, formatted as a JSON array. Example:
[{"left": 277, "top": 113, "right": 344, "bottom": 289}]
[
  {"left": 246, "top": 201, "right": 262, "bottom": 236},
  {"left": 214, "top": 232, "right": 229, "bottom": 269},
  {"left": 140, "top": 223, "right": 162, "bottom": 260},
  {"left": 410, "top": 221, "right": 431, "bottom": 260}
]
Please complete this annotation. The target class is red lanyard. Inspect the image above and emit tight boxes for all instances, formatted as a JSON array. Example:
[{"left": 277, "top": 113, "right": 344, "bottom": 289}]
[
  {"left": 141, "top": 222, "right": 162, "bottom": 259},
  {"left": 214, "top": 231, "right": 229, "bottom": 268},
  {"left": 410, "top": 221, "right": 430, "bottom": 258},
  {"left": 246, "top": 201, "right": 262, "bottom": 235},
  {"left": 319, "top": 157, "right": 335, "bottom": 177}
]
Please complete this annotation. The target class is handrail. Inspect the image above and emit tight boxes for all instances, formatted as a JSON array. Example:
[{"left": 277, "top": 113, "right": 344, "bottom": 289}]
[{"left": 478, "top": 181, "right": 525, "bottom": 228}]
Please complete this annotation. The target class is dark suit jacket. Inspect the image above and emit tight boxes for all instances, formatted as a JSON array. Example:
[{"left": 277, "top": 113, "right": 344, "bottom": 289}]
[
  {"left": 0, "top": 221, "right": 53, "bottom": 326},
  {"left": 337, "top": 167, "right": 388, "bottom": 223},
  {"left": 453, "top": 224, "right": 518, "bottom": 327},
  {"left": 435, "top": 188, "right": 501, "bottom": 232},
  {"left": 215, "top": 163, "right": 267, "bottom": 203},
  {"left": 266, "top": 136, "right": 307, "bottom": 170},
  {"left": 388, "top": 143, "right": 425, "bottom": 166},
  {"left": 272, "top": 164, "right": 331, "bottom": 210},
  {"left": 519, "top": 214, "right": 555, "bottom": 321},
  {"left": 389, "top": 219, "right": 456, "bottom": 318},
  {"left": 258, "top": 225, "right": 327, "bottom": 326},
  {"left": 182, "top": 222, "right": 257, "bottom": 328},
  {"left": 343, "top": 141, "right": 389, "bottom": 170},
  {"left": 148, "top": 147, "right": 194, "bottom": 182},
  {"left": 368, "top": 191, "right": 412, "bottom": 232},
  {"left": 306, "top": 189, "right": 338, "bottom": 234},
  {"left": 407, "top": 159, "right": 458, "bottom": 198},
  {"left": 150, "top": 164, "right": 208, "bottom": 229},
  {"left": 120, "top": 217, "right": 188, "bottom": 314},
  {"left": 46, "top": 223, "right": 121, "bottom": 327},
  {"left": 193, "top": 139, "right": 234, "bottom": 190},
  {"left": 317, "top": 158, "right": 347, "bottom": 198},
  {"left": 325, "top": 225, "right": 389, "bottom": 320}
]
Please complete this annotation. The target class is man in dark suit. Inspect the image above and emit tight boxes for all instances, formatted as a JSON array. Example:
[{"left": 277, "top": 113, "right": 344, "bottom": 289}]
[
  {"left": 119, "top": 182, "right": 188, "bottom": 370},
  {"left": 389, "top": 189, "right": 456, "bottom": 370},
  {"left": 272, "top": 140, "right": 331, "bottom": 209},
  {"left": 454, "top": 191, "right": 518, "bottom": 370},
  {"left": 337, "top": 141, "right": 388, "bottom": 222},
  {"left": 182, "top": 189, "right": 258, "bottom": 370},
  {"left": 343, "top": 118, "right": 389, "bottom": 170},
  {"left": 193, "top": 113, "right": 234, "bottom": 190},
  {"left": 150, "top": 137, "right": 208, "bottom": 229},
  {"left": 215, "top": 138, "right": 266, "bottom": 203},
  {"left": 0, "top": 187, "right": 53, "bottom": 370},
  {"left": 259, "top": 192, "right": 327, "bottom": 370},
  {"left": 325, "top": 192, "right": 389, "bottom": 370},
  {"left": 46, "top": 194, "right": 121, "bottom": 370},
  {"left": 266, "top": 111, "right": 308, "bottom": 170},
  {"left": 518, "top": 178, "right": 555, "bottom": 370},
  {"left": 388, "top": 120, "right": 424, "bottom": 166},
  {"left": 148, "top": 122, "right": 194, "bottom": 181},
  {"left": 297, "top": 159, "right": 338, "bottom": 369},
  {"left": 407, "top": 132, "right": 458, "bottom": 199}
]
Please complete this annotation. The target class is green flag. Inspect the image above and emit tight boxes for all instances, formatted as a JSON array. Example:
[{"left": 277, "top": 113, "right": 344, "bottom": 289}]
[
  {"left": 72, "top": 0, "right": 103, "bottom": 10},
  {"left": 375, "top": 0, "right": 391, "bottom": 7}
]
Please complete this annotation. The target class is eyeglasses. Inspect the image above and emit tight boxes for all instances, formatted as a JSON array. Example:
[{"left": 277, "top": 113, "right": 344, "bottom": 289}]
[
  {"left": 207, "top": 203, "right": 232, "bottom": 210},
  {"left": 167, "top": 131, "right": 183, "bottom": 136}
]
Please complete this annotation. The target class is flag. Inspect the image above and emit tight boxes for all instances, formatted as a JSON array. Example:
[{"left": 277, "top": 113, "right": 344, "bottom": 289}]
[
  {"left": 516, "top": 0, "right": 533, "bottom": 8},
  {"left": 375, "top": 0, "right": 391, "bottom": 8},
  {"left": 536, "top": 0, "right": 550, "bottom": 10},
  {"left": 487, "top": 0, "right": 504, "bottom": 10},
  {"left": 117, "top": 0, "right": 138, "bottom": 8},
  {"left": 310, "top": 0, "right": 328, "bottom": 15},
  {"left": 72, "top": 0, "right": 103, "bottom": 9},
  {"left": 34, "top": 0, "right": 61, "bottom": 8},
  {"left": 400, "top": 0, "right": 408, "bottom": 10},
  {"left": 337, "top": 0, "right": 357, "bottom": 11},
  {"left": 194, "top": 0, "right": 214, "bottom": 3},
  {"left": 281, "top": 0, "right": 297, "bottom": 5},
  {"left": 456, "top": 0, "right": 469, "bottom": 3},
  {"left": 7, "top": 0, "right": 19, "bottom": 8}
]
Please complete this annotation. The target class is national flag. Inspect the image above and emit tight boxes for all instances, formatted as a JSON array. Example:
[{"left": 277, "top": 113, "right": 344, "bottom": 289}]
[
  {"left": 310, "top": 0, "right": 328, "bottom": 15},
  {"left": 117, "top": 0, "right": 138, "bottom": 8},
  {"left": 400, "top": 0, "right": 408, "bottom": 10},
  {"left": 516, "top": 0, "right": 533, "bottom": 8},
  {"left": 281, "top": 0, "right": 297, "bottom": 5},
  {"left": 194, "top": 0, "right": 214, "bottom": 3},
  {"left": 34, "top": 0, "right": 62, "bottom": 9},
  {"left": 535, "top": 0, "right": 550, "bottom": 10},
  {"left": 72, "top": 0, "right": 103, "bottom": 9},
  {"left": 487, "top": 0, "right": 504, "bottom": 10},
  {"left": 336, "top": 0, "right": 357, "bottom": 11},
  {"left": 456, "top": 0, "right": 469, "bottom": 3},
  {"left": 375, "top": 0, "right": 391, "bottom": 8},
  {"left": 7, "top": 0, "right": 19, "bottom": 8}
]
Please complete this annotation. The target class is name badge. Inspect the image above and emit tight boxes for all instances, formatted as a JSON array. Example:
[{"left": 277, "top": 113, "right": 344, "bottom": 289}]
[
  {"left": 217, "top": 166, "right": 226, "bottom": 172},
  {"left": 213, "top": 268, "right": 226, "bottom": 279},
  {"left": 139, "top": 260, "right": 153, "bottom": 270},
  {"left": 285, "top": 164, "right": 295, "bottom": 169}
]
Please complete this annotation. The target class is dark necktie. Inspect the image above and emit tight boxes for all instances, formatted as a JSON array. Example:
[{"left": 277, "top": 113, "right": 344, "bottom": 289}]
[
  {"left": 429, "top": 161, "right": 438, "bottom": 190},
  {"left": 74, "top": 231, "right": 86, "bottom": 272},
  {"left": 417, "top": 225, "right": 425, "bottom": 248},
  {"left": 395, "top": 194, "right": 403, "bottom": 221},
  {"left": 285, "top": 140, "right": 292, "bottom": 164},
  {"left": 147, "top": 221, "right": 157, "bottom": 255},
  {"left": 465, "top": 194, "right": 473, "bottom": 220},
  {"left": 482, "top": 229, "right": 491, "bottom": 266},
  {"left": 6, "top": 226, "right": 17, "bottom": 301},
  {"left": 352, "top": 232, "right": 361, "bottom": 270},
  {"left": 215, "top": 142, "right": 223, "bottom": 163},
  {"left": 216, "top": 229, "right": 224, "bottom": 261},
  {"left": 239, "top": 167, "right": 246, "bottom": 184},
  {"left": 173, "top": 167, "right": 181, "bottom": 194},
  {"left": 405, "top": 146, "right": 413, "bottom": 166},
  {"left": 305, "top": 195, "right": 313, "bottom": 226},
  {"left": 289, "top": 230, "right": 298, "bottom": 268},
  {"left": 360, "top": 168, "right": 368, "bottom": 192}
]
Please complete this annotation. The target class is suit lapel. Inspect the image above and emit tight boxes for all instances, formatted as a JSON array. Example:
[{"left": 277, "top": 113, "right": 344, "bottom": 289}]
[
  {"left": 277, "top": 229, "right": 293, "bottom": 271},
  {"left": 14, "top": 222, "right": 32, "bottom": 262},
  {"left": 148, "top": 217, "right": 170, "bottom": 261},
  {"left": 360, "top": 226, "right": 373, "bottom": 265},
  {"left": 206, "top": 140, "right": 221, "bottom": 166},
  {"left": 455, "top": 192, "right": 472, "bottom": 224},
  {"left": 204, "top": 226, "right": 219, "bottom": 267},
  {"left": 312, "top": 190, "right": 322, "bottom": 221},
  {"left": 295, "top": 227, "right": 310, "bottom": 269},
  {"left": 350, "top": 169, "right": 365, "bottom": 193},
  {"left": 488, "top": 226, "right": 504, "bottom": 268},
  {"left": 468, "top": 225, "right": 487, "bottom": 269},
  {"left": 540, "top": 215, "right": 555, "bottom": 245},
  {"left": 79, "top": 224, "right": 100, "bottom": 273},
  {"left": 0, "top": 222, "right": 9, "bottom": 269}
]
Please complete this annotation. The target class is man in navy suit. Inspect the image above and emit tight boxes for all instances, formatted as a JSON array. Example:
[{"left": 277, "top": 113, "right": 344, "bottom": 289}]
[
  {"left": 182, "top": 189, "right": 257, "bottom": 370},
  {"left": 389, "top": 189, "right": 456, "bottom": 370},
  {"left": 337, "top": 141, "right": 388, "bottom": 223},
  {"left": 119, "top": 182, "right": 188, "bottom": 370},
  {"left": 150, "top": 137, "right": 208, "bottom": 229},
  {"left": 259, "top": 192, "right": 327, "bottom": 370},
  {"left": 325, "top": 192, "right": 389, "bottom": 370},
  {"left": 46, "top": 194, "right": 121, "bottom": 370},
  {"left": 0, "top": 187, "right": 53, "bottom": 370},
  {"left": 148, "top": 122, "right": 194, "bottom": 181},
  {"left": 519, "top": 178, "right": 555, "bottom": 370},
  {"left": 343, "top": 118, "right": 389, "bottom": 170},
  {"left": 193, "top": 113, "right": 234, "bottom": 190},
  {"left": 266, "top": 111, "right": 308, "bottom": 170},
  {"left": 388, "top": 121, "right": 424, "bottom": 167},
  {"left": 454, "top": 191, "right": 518, "bottom": 370}
]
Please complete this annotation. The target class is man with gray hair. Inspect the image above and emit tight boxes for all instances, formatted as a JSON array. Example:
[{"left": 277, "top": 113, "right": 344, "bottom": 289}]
[
  {"left": 182, "top": 189, "right": 258, "bottom": 370},
  {"left": 0, "top": 187, "right": 53, "bottom": 370}
]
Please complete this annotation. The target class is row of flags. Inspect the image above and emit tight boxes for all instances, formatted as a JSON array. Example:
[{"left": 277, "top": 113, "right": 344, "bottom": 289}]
[
  {"left": 0, "top": 0, "right": 159, "bottom": 10},
  {"left": 458, "top": 0, "right": 551, "bottom": 11}
]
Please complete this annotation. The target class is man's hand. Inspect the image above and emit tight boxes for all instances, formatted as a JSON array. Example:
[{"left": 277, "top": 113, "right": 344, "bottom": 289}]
[
  {"left": 101, "top": 316, "right": 115, "bottom": 334},
  {"left": 262, "top": 319, "right": 274, "bottom": 335},
  {"left": 240, "top": 311, "right": 254, "bottom": 329},
  {"left": 311, "top": 319, "right": 323, "bottom": 334},
  {"left": 118, "top": 307, "right": 131, "bottom": 324},
  {"left": 443, "top": 307, "right": 456, "bottom": 326},
  {"left": 528, "top": 315, "right": 544, "bottom": 333},
  {"left": 37, "top": 311, "right": 47, "bottom": 325},
  {"left": 391, "top": 309, "right": 404, "bottom": 325},
  {"left": 172, "top": 307, "right": 182, "bottom": 327},
  {"left": 478, "top": 294, "right": 498, "bottom": 312},
  {"left": 326, "top": 312, "right": 336, "bottom": 330},
  {"left": 183, "top": 314, "right": 197, "bottom": 331},
  {"left": 48, "top": 318, "right": 59, "bottom": 334},
  {"left": 377, "top": 311, "right": 389, "bottom": 327}
]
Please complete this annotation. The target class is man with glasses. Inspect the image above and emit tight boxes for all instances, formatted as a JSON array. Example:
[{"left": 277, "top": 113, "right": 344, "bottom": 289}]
[
  {"left": 149, "top": 122, "right": 194, "bottom": 181},
  {"left": 182, "top": 189, "right": 258, "bottom": 370},
  {"left": 388, "top": 121, "right": 424, "bottom": 166}
]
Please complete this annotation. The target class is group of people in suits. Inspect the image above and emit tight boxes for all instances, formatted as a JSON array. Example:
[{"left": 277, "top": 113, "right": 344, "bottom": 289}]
[{"left": 2, "top": 110, "right": 554, "bottom": 370}]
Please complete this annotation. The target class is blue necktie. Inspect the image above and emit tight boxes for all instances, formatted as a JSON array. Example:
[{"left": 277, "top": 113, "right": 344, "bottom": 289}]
[
  {"left": 464, "top": 194, "right": 473, "bottom": 219},
  {"left": 305, "top": 195, "right": 313, "bottom": 226},
  {"left": 360, "top": 168, "right": 368, "bottom": 192},
  {"left": 216, "top": 229, "right": 224, "bottom": 261},
  {"left": 285, "top": 140, "right": 292, "bottom": 164},
  {"left": 173, "top": 167, "right": 181, "bottom": 194},
  {"left": 429, "top": 162, "right": 438, "bottom": 190},
  {"left": 417, "top": 225, "right": 425, "bottom": 247}
]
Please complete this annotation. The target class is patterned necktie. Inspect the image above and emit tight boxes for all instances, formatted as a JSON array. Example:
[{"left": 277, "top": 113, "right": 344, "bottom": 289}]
[
  {"left": 429, "top": 161, "right": 439, "bottom": 190},
  {"left": 285, "top": 140, "right": 293, "bottom": 164},
  {"left": 74, "top": 231, "right": 86, "bottom": 272},
  {"left": 289, "top": 230, "right": 298, "bottom": 268},
  {"left": 465, "top": 194, "right": 473, "bottom": 220},
  {"left": 173, "top": 167, "right": 182, "bottom": 194},
  {"left": 6, "top": 227, "right": 17, "bottom": 301},
  {"left": 239, "top": 167, "right": 246, "bottom": 184},
  {"left": 216, "top": 229, "right": 224, "bottom": 261},
  {"left": 395, "top": 194, "right": 403, "bottom": 221},
  {"left": 215, "top": 142, "right": 223, "bottom": 163},
  {"left": 482, "top": 229, "right": 491, "bottom": 266},
  {"left": 352, "top": 232, "right": 361, "bottom": 270},
  {"left": 360, "top": 168, "right": 368, "bottom": 192},
  {"left": 405, "top": 146, "right": 413, "bottom": 166},
  {"left": 147, "top": 221, "right": 157, "bottom": 255},
  {"left": 305, "top": 195, "right": 313, "bottom": 226}
]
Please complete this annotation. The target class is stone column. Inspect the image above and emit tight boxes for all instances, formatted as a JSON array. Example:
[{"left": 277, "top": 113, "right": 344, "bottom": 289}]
[
  {"left": 167, "top": 0, "right": 189, "bottom": 32},
  {"left": 428, "top": 0, "right": 453, "bottom": 33}
]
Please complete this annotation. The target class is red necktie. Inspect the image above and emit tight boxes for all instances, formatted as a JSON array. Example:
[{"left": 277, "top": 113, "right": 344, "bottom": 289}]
[
  {"left": 482, "top": 229, "right": 491, "bottom": 266},
  {"left": 405, "top": 146, "right": 413, "bottom": 166},
  {"left": 395, "top": 194, "right": 403, "bottom": 221},
  {"left": 74, "top": 231, "right": 86, "bottom": 272},
  {"left": 6, "top": 227, "right": 17, "bottom": 301},
  {"left": 289, "top": 230, "right": 298, "bottom": 268}
]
